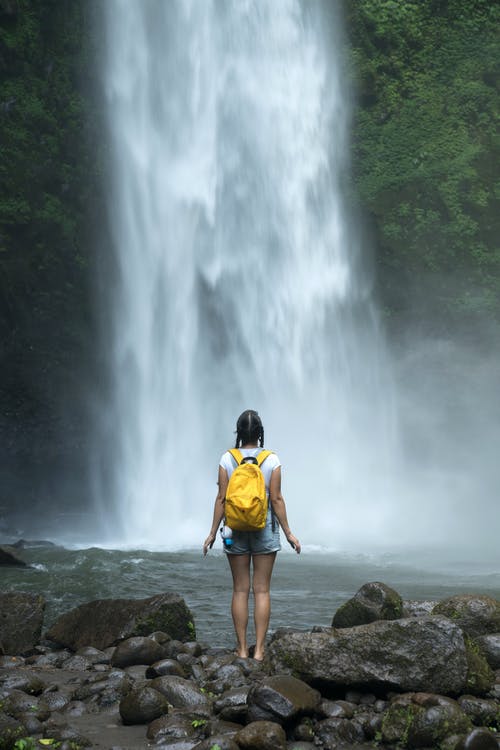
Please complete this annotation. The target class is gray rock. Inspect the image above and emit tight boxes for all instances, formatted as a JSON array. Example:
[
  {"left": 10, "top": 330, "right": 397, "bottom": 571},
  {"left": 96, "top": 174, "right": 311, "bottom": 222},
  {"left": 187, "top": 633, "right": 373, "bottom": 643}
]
[
  {"left": 214, "top": 686, "right": 250, "bottom": 723},
  {"left": 146, "top": 658, "right": 187, "bottom": 678},
  {"left": 150, "top": 675, "right": 212, "bottom": 715},
  {"left": 458, "top": 695, "right": 500, "bottom": 727},
  {"left": 146, "top": 713, "right": 202, "bottom": 741},
  {"left": 332, "top": 581, "right": 403, "bottom": 627},
  {"left": 247, "top": 675, "right": 321, "bottom": 723},
  {"left": 193, "top": 736, "right": 239, "bottom": 750},
  {"left": 315, "top": 717, "right": 365, "bottom": 748},
  {"left": 0, "top": 545, "right": 27, "bottom": 566},
  {"left": 403, "top": 600, "right": 436, "bottom": 617},
  {"left": 46, "top": 592, "right": 195, "bottom": 650},
  {"left": 235, "top": 720, "right": 287, "bottom": 750},
  {"left": 0, "top": 712, "right": 26, "bottom": 745},
  {"left": 0, "top": 671, "right": 46, "bottom": 695},
  {"left": 119, "top": 685, "right": 169, "bottom": 725},
  {"left": 0, "top": 592, "right": 45, "bottom": 655},
  {"left": 433, "top": 595, "right": 500, "bottom": 638},
  {"left": 475, "top": 633, "right": 500, "bottom": 670},
  {"left": 2, "top": 690, "right": 50, "bottom": 721},
  {"left": 111, "top": 635, "right": 165, "bottom": 668},
  {"left": 455, "top": 727, "right": 499, "bottom": 750},
  {"left": 269, "top": 615, "right": 468, "bottom": 694}
]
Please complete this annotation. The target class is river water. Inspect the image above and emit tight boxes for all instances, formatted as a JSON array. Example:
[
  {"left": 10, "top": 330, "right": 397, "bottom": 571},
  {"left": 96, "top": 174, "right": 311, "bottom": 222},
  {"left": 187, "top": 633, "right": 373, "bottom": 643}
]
[{"left": 3, "top": 544, "right": 499, "bottom": 648}]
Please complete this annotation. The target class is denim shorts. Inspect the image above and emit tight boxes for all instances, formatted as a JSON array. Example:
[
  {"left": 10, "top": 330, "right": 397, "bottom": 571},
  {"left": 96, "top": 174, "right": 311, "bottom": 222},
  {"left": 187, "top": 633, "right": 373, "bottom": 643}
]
[{"left": 224, "top": 511, "right": 281, "bottom": 556}]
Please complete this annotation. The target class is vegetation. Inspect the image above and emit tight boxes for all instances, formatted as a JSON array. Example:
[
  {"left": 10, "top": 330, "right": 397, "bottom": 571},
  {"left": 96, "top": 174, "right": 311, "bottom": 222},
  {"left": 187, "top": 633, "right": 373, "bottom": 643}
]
[{"left": 346, "top": 0, "right": 500, "bottom": 329}]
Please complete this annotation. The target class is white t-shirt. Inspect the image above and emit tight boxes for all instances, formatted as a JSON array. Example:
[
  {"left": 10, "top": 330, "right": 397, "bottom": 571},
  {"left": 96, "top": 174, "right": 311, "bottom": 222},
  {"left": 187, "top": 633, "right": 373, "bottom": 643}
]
[{"left": 219, "top": 448, "right": 281, "bottom": 496}]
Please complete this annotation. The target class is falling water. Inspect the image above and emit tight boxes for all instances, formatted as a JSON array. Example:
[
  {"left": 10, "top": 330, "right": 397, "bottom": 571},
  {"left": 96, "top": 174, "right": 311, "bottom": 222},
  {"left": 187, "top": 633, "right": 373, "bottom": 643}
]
[{"left": 95, "top": 0, "right": 397, "bottom": 549}]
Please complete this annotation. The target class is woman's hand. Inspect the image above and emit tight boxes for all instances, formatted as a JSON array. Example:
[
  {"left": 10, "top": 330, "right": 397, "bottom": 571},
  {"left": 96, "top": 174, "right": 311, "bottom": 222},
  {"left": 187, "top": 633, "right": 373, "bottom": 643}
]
[
  {"left": 286, "top": 533, "right": 301, "bottom": 554},
  {"left": 203, "top": 532, "right": 216, "bottom": 556}
]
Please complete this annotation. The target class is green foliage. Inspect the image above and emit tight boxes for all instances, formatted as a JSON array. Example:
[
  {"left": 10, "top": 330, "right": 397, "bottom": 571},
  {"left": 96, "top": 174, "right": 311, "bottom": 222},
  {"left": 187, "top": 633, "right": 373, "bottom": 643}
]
[
  {"left": 0, "top": 0, "right": 99, "bottom": 435},
  {"left": 346, "top": 0, "right": 500, "bottom": 325}
]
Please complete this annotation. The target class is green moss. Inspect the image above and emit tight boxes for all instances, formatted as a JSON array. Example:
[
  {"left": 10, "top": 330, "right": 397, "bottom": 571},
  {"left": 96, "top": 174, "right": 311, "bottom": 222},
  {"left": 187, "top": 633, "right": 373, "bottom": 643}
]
[{"left": 464, "top": 637, "right": 494, "bottom": 695}]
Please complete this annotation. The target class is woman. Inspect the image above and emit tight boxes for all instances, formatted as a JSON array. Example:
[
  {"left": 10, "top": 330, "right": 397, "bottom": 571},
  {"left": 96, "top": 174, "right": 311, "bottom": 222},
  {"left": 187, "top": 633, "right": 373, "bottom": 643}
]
[{"left": 203, "top": 409, "right": 300, "bottom": 660}]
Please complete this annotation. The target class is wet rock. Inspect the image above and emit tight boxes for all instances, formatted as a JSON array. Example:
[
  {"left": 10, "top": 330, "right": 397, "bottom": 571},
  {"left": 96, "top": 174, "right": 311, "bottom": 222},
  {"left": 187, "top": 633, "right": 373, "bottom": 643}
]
[
  {"left": 0, "top": 671, "right": 46, "bottom": 694},
  {"left": 455, "top": 727, "right": 499, "bottom": 750},
  {"left": 193, "top": 735, "right": 240, "bottom": 750},
  {"left": 46, "top": 592, "right": 195, "bottom": 650},
  {"left": 76, "top": 646, "right": 111, "bottom": 664},
  {"left": 290, "top": 718, "right": 316, "bottom": 741},
  {"left": 2, "top": 689, "right": 50, "bottom": 721},
  {"left": 146, "top": 713, "right": 204, "bottom": 741},
  {"left": 269, "top": 615, "right": 468, "bottom": 694},
  {"left": 458, "top": 695, "right": 500, "bottom": 727},
  {"left": 119, "top": 685, "right": 169, "bottom": 725},
  {"left": 235, "top": 719, "right": 287, "bottom": 750},
  {"left": 61, "top": 654, "right": 93, "bottom": 671},
  {"left": 332, "top": 581, "right": 403, "bottom": 627},
  {"left": 146, "top": 658, "right": 187, "bottom": 678},
  {"left": 315, "top": 717, "right": 365, "bottom": 747},
  {"left": 214, "top": 686, "right": 250, "bottom": 723},
  {"left": 0, "top": 592, "right": 45, "bottom": 655},
  {"left": 0, "top": 545, "right": 27, "bottom": 566},
  {"left": 150, "top": 675, "right": 212, "bottom": 715},
  {"left": 318, "top": 699, "right": 355, "bottom": 719},
  {"left": 247, "top": 674, "right": 321, "bottom": 723},
  {"left": 0, "top": 712, "right": 25, "bottom": 745},
  {"left": 42, "top": 691, "right": 71, "bottom": 712},
  {"left": 433, "top": 595, "right": 500, "bottom": 638},
  {"left": 111, "top": 635, "right": 165, "bottom": 668},
  {"left": 381, "top": 693, "right": 471, "bottom": 748},
  {"left": 475, "top": 633, "right": 500, "bottom": 670},
  {"left": 0, "top": 656, "right": 24, "bottom": 669}
]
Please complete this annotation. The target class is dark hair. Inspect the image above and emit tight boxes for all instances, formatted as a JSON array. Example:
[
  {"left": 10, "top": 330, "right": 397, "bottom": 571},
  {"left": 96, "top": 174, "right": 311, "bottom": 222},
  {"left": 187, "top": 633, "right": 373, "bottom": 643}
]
[{"left": 235, "top": 409, "right": 264, "bottom": 448}]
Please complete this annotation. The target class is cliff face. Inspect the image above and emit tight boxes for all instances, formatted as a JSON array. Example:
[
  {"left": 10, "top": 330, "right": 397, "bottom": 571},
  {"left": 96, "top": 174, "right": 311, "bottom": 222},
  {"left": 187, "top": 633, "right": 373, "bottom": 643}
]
[{"left": 346, "top": 0, "right": 500, "bottom": 331}]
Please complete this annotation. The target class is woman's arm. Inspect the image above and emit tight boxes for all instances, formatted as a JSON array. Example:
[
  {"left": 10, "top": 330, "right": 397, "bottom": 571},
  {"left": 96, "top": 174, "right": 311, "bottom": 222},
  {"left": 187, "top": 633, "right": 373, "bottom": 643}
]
[
  {"left": 269, "top": 466, "right": 301, "bottom": 554},
  {"left": 203, "top": 465, "right": 229, "bottom": 555}
]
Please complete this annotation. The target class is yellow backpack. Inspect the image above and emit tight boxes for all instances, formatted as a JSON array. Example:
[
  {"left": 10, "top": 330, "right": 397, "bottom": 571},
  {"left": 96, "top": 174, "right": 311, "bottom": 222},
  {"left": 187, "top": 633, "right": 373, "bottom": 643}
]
[{"left": 224, "top": 449, "right": 273, "bottom": 532}]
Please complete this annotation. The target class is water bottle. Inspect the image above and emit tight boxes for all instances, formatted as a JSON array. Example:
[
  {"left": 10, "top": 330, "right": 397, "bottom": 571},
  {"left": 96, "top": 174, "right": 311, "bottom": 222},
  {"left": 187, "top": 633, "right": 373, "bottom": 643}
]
[{"left": 220, "top": 525, "right": 233, "bottom": 548}]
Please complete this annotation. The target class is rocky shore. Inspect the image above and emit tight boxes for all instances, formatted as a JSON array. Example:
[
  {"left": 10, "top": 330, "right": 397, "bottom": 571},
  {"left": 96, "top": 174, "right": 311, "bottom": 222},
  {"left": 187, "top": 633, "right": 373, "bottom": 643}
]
[{"left": 0, "top": 581, "right": 499, "bottom": 750}]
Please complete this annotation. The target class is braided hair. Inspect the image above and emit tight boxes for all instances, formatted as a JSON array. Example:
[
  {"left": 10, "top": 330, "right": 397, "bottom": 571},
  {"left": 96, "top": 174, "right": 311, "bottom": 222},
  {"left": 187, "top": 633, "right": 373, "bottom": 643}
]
[{"left": 235, "top": 409, "right": 264, "bottom": 448}]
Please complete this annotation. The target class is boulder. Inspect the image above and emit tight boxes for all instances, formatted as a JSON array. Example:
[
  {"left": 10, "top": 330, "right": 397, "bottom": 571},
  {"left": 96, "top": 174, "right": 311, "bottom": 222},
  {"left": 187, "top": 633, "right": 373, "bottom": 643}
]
[
  {"left": 150, "top": 675, "right": 212, "bottom": 716},
  {"left": 332, "top": 581, "right": 403, "bottom": 627},
  {"left": 269, "top": 616, "right": 468, "bottom": 694},
  {"left": 119, "top": 685, "right": 169, "bottom": 725},
  {"left": 235, "top": 720, "right": 287, "bottom": 750},
  {"left": 247, "top": 675, "right": 321, "bottom": 724},
  {"left": 458, "top": 695, "right": 500, "bottom": 727},
  {"left": 475, "top": 633, "right": 500, "bottom": 670},
  {"left": 0, "top": 592, "right": 45, "bottom": 655},
  {"left": 46, "top": 592, "right": 194, "bottom": 650},
  {"left": 0, "top": 545, "right": 27, "bottom": 566},
  {"left": 433, "top": 595, "right": 500, "bottom": 638},
  {"left": 315, "top": 717, "right": 365, "bottom": 747},
  {"left": 146, "top": 658, "right": 187, "bottom": 678},
  {"left": 381, "top": 693, "right": 471, "bottom": 748},
  {"left": 110, "top": 635, "right": 165, "bottom": 668},
  {"left": 455, "top": 727, "right": 499, "bottom": 750}
]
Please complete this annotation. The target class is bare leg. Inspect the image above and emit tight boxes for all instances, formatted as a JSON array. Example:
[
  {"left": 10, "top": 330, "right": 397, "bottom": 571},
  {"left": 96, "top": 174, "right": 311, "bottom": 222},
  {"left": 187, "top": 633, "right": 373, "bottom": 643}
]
[
  {"left": 252, "top": 552, "right": 277, "bottom": 660},
  {"left": 227, "top": 553, "right": 251, "bottom": 658}
]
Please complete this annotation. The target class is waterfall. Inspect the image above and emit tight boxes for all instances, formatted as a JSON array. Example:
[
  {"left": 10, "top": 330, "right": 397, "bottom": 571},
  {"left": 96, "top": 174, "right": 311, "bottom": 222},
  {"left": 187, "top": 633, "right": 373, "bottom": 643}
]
[{"left": 95, "top": 0, "right": 396, "bottom": 549}]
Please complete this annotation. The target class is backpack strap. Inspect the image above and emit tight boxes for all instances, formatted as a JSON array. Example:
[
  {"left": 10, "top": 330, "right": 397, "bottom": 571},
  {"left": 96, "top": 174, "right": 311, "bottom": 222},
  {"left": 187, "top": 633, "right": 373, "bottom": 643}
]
[
  {"left": 256, "top": 449, "right": 273, "bottom": 467},
  {"left": 228, "top": 448, "right": 243, "bottom": 466}
]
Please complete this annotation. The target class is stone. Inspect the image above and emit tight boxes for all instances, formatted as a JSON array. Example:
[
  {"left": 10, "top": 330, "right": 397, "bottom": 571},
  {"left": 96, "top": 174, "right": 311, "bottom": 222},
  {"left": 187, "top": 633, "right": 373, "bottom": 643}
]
[
  {"left": 455, "top": 727, "right": 499, "bottom": 750},
  {"left": 193, "top": 736, "right": 240, "bottom": 750},
  {"left": 314, "top": 717, "right": 365, "bottom": 747},
  {"left": 247, "top": 675, "right": 321, "bottom": 723},
  {"left": 0, "top": 545, "right": 27, "bottom": 566},
  {"left": 110, "top": 635, "right": 165, "bottom": 667},
  {"left": 458, "top": 695, "right": 500, "bottom": 727},
  {"left": 0, "top": 671, "right": 46, "bottom": 694},
  {"left": 0, "top": 712, "right": 25, "bottom": 746},
  {"left": 146, "top": 714, "right": 202, "bottom": 741},
  {"left": 332, "top": 581, "right": 403, "bottom": 627},
  {"left": 119, "top": 685, "right": 169, "bottom": 725},
  {"left": 0, "top": 592, "right": 45, "bottom": 655},
  {"left": 235, "top": 720, "right": 287, "bottom": 750},
  {"left": 433, "top": 595, "right": 500, "bottom": 638},
  {"left": 150, "top": 675, "right": 212, "bottom": 715},
  {"left": 46, "top": 592, "right": 195, "bottom": 650},
  {"left": 403, "top": 600, "right": 436, "bottom": 617},
  {"left": 146, "top": 658, "right": 187, "bottom": 678},
  {"left": 2, "top": 690, "right": 50, "bottom": 721},
  {"left": 269, "top": 615, "right": 469, "bottom": 694},
  {"left": 214, "top": 686, "right": 250, "bottom": 723},
  {"left": 475, "top": 633, "right": 500, "bottom": 670}
]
